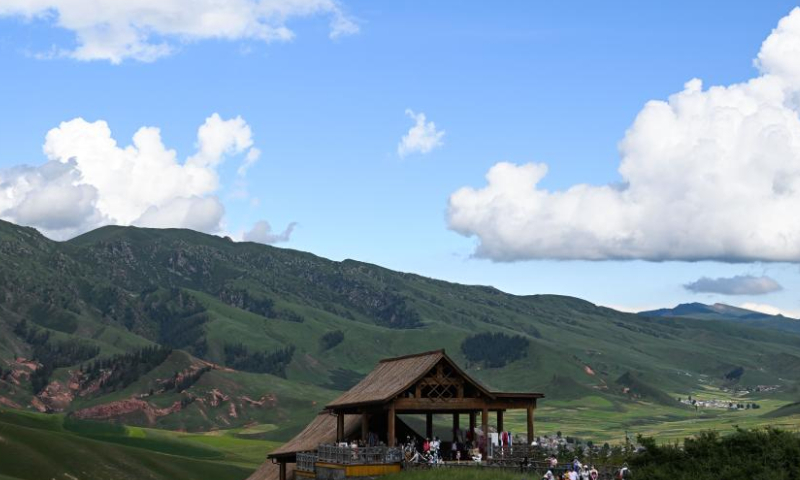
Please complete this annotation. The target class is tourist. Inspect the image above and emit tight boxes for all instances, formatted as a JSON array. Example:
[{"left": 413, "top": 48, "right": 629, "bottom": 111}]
[
  {"left": 423, "top": 437, "right": 430, "bottom": 453},
  {"left": 579, "top": 464, "right": 590, "bottom": 480},
  {"left": 548, "top": 455, "right": 559, "bottom": 469},
  {"left": 573, "top": 457, "right": 582, "bottom": 472},
  {"left": 616, "top": 463, "right": 630, "bottom": 479},
  {"left": 431, "top": 436, "right": 441, "bottom": 456},
  {"left": 567, "top": 467, "right": 578, "bottom": 480},
  {"left": 543, "top": 470, "right": 555, "bottom": 480},
  {"left": 589, "top": 465, "right": 599, "bottom": 480},
  {"left": 470, "top": 446, "right": 482, "bottom": 463}
]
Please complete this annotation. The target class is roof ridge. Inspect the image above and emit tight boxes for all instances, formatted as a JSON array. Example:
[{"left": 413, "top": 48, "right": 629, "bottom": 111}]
[{"left": 378, "top": 349, "right": 446, "bottom": 363}]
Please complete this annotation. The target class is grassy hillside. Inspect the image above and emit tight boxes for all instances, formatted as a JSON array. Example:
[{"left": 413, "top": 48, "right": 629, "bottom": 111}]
[
  {"left": 0, "top": 409, "right": 262, "bottom": 480},
  {"left": 762, "top": 401, "right": 800, "bottom": 418},
  {"left": 1, "top": 219, "right": 799, "bottom": 438}
]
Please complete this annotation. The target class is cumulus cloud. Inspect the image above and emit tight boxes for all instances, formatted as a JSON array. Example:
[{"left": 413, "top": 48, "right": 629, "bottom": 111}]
[
  {"left": 242, "top": 220, "right": 296, "bottom": 244},
  {"left": 0, "top": 159, "right": 102, "bottom": 235},
  {"left": 134, "top": 196, "right": 225, "bottom": 233},
  {"left": 448, "top": 8, "right": 800, "bottom": 262},
  {"left": 398, "top": 109, "right": 445, "bottom": 157},
  {"left": 0, "top": 0, "right": 358, "bottom": 63},
  {"left": 684, "top": 275, "right": 783, "bottom": 296},
  {"left": 237, "top": 147, "right": 261, "bottom": 176},
  {"left": 0, "top": 113, "right": 271, "bottom": 239}
]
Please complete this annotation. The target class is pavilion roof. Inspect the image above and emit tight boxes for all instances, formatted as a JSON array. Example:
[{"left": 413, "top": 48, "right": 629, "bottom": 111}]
[
  {"left": 269, "top": 411, "right": 360, "bottom": 458},
  {"left": 325, "top": 349, "right": 503, "bottom": 410}
]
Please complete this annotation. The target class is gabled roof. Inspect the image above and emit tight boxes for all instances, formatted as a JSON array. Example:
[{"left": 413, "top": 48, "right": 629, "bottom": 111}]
[
  {"left": 269, "top": 411, "right": 361, "bottom": 458},
  {"left": 325, "top": 349, "right": 496, "bottom": 409}
]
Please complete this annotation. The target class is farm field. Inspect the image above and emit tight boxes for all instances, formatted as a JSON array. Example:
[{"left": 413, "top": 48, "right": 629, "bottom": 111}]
[{"left": 504, "top": 388, "right": 800, "bottom": 443}]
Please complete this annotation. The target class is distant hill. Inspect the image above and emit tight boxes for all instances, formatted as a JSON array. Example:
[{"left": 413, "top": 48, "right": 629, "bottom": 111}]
[
  {"left": 762, "top": 400, "right": 800, "bottom": 418},
  {"left": 615, "top": 371, "right": 682, "bottom": 407},
  {"left": 1, "top": 219, "right": 800, "bottom": 434},
  {"left": 639, "top": 303, "right": 800, "bottom": 335}
]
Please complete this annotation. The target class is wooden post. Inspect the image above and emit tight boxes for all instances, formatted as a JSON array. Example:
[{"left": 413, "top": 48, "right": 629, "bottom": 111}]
[
  {"left": 497, "top": 410, "right": 504, "bottom": 433},
  {"left": 337, "top": 412, "right": 344, "bottom": 443},
  {"left": 361, "top": 411, "right": 369, "bottom": 442},
  {"left": 388, "top": 403, "right": 396, "bottom": 447},
  {"left": 425, "top": 413, "right": 433, "bottom": 439},
  {"left": 452, "top": 413, "right": 460, "bottom": 441},
  {"left": 279, "top": 461, "right": 286, "bottom": 480},
  {"left": 526, "top": 404, "right": 534, "bottom": 445},
  {"left": 469, "top": 411, "right": 476, "bottom": 439},
  {"left": 481, "top": 406, "right": 489, "bottom": 455}
]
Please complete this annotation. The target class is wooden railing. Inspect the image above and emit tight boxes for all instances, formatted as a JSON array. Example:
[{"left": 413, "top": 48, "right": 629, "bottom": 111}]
[
  {"left": 296, "top": 452, "right": 317, "bottom": 472},
  {"left": 316, "top": 445, "right": 403, "bottom": 465}
]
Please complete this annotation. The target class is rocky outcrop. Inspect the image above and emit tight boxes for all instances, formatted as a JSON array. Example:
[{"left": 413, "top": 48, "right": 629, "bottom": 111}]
[
  {"left": 72, "top": 398, "right": 184, "bottom": 425},
  {"left": 0, "top": 396, "right": 21, "bottom": 409},
  {"left": 208, "top": 388, "right": 229, "bottom": 407},
  {"left": 36, "top": 380, "right": 74, "bottom": 412}
]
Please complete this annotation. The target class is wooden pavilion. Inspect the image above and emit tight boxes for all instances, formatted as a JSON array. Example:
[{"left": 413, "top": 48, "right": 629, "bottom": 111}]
[{"left": 259, "top": 349, "right": 543, "bottom": 480}]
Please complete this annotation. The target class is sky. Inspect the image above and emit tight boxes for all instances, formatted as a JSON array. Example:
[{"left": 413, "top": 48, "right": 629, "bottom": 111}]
[{"left": 2, "top": 0, "right": 800, "bottom": 316}]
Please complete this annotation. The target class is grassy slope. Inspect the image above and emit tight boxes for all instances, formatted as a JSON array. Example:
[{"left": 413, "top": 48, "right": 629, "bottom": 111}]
[
  {"left": 1, "top": 219, "right": 800, "bottom": 439},
  {"left": 0, "top": 409, "right": 258, "bottom": 480},
  {"left": 762, "top": 400, "right": 800, "bottom": 419}
]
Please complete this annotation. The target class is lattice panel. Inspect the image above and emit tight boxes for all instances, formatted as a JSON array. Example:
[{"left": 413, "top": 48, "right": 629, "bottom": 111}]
[{"left": 418, "top": 364, "right": 463, "bottom": 401}]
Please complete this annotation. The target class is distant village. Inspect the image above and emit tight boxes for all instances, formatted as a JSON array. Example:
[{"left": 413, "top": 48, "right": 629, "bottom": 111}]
[{"left": 678, "top": 395, "right": 763, "bottom": 410}]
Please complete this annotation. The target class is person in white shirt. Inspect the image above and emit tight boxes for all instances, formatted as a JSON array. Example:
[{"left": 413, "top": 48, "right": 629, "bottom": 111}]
[
  {"left": 568, "top": 470, "right": 578, "bottom": 480},
  {"left": 580, "top": 464, "right": 590, "bottom": 480}
]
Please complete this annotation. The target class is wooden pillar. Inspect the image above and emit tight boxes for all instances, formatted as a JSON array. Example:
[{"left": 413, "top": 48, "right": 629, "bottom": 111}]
[
  {"left": 425, "top": 413, "right": 433, "bottom": 439},
  {"left": 481, "top": 406, "right": 489, "bottom": 454},
  {"left": 336, "top": 412, "right": 344, "bottom": 443},
  {"left": 452, "top": 413, "right": 460, "bottom": 441},
  {"left": 279, "top": 461, "right": 286, "bottom": 480},
  {"left": 497, "top": 410, "right": 504, "bottom": 433},
  {"left": 526, "top": 404, "right": 535, "bottom": 445},
  {"left": 388, "top": 403, "right": 396, "bottom": 447},
  {"left": 469, "top": 411, "right": 476, "bottom": 438},
  {"left": 361, "top": 411, "right": 369, "bottom": 442}
]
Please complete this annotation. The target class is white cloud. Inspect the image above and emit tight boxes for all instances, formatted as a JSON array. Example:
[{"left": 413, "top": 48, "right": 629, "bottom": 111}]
[
  {"left": 0, "top": 159, "right": 102, "bottom": 235},
  {"left": 448, "top": 8, "right": 800, "bottom": 263},
  {"left": 0, "top": 0, "right": 358, "bottom": 63},
  {"left": 134, "top": 196, "right": 225, "bottom": 233},
  {"left": 0, "top": 113, "right": 271, "bottom": 239},
  {"left": 398, "top": 109, "right": 445, "bottom": 157},
  {"left": 188, "top": 114, "right": 255, "bottom": 169},
  {"left": 684, "top": 275, "right": 783, "bottom": 296},
  {"left": 237, "top": 147, "right": 261, "bottom": 176},
  {"left": 242, "top": 220, "right": 296, "bottom": 244},
  {"left": 739, "top": 302, "right": 800, "bottom": 319}
]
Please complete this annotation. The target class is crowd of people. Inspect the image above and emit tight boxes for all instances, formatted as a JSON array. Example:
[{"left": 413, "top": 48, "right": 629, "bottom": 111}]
[
  {"left": 542, "top": 456, "right": 630, "bottom": 480},
  {"left": 401, "top": 435, "right": 486, "bottom": 465},
  {"left": 398, "top": 434, "right": 631, "bottom": 480}
]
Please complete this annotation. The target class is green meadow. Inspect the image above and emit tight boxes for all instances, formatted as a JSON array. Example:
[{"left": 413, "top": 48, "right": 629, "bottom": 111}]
[{"left": 0, "top": 409, "right": 275, "bottom": 480}]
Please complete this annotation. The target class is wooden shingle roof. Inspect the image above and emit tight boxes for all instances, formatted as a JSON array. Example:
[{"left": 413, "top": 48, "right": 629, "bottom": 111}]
[
  {"left": 325, "top": 349, "right": 496, "bottom": 409},
  {"left": 269, "top": 411, "right": 360, "bottom": 458}
]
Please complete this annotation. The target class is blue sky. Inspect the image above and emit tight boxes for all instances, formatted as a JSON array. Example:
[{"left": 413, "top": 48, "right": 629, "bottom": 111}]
[{"left": 2, "top": 0, "right": 800, "bottom": 315}]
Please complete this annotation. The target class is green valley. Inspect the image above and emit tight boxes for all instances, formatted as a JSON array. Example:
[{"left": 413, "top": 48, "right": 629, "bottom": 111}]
[{"left": 1, "top": 219, "right": 799, "bottom": 477}]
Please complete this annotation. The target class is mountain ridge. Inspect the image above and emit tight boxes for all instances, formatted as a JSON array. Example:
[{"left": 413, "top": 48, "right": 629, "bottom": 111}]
[
  {"left": 1, "top": 219, "right": 799, "bottom": 436},
  {"left": 639, "top": 302, "right": 800, "bottom": 334}
]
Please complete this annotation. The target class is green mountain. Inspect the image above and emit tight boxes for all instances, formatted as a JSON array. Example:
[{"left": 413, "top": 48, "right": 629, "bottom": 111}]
[
  {"left": 639, "top": 302, "right": 800, "bottom": 335},
  {"left": 2, "top": 219, "right": 800, "bottom": 436}
]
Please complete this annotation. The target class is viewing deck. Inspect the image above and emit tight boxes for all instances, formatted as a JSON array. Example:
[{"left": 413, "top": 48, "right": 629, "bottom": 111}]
[{"left": 295, "top": 445, "right": 403, "bottom": 480}]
